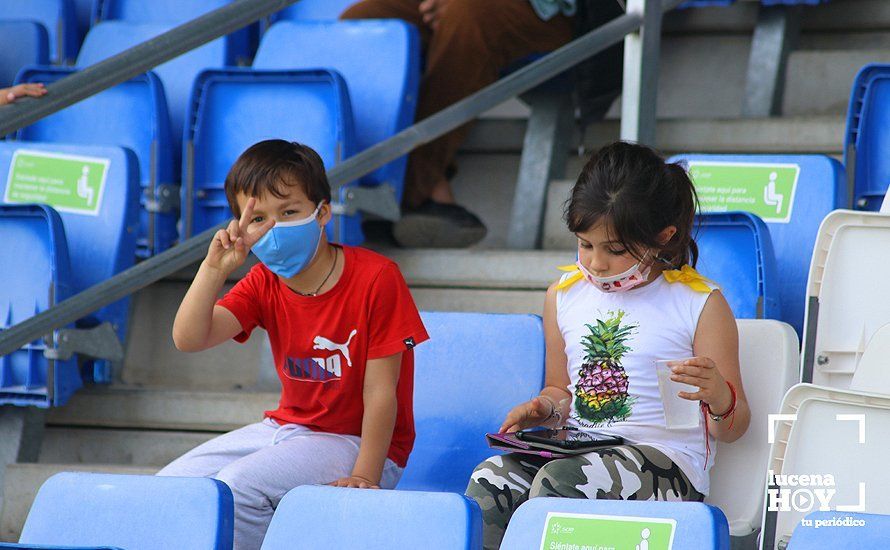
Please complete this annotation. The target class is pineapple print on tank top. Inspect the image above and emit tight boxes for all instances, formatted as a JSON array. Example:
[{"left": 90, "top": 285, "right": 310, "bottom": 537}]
[
  {"left": 575, "top": 311, "right": 637, "bottom": 427},
  {"left": 556, "top": 268, "right": 717, "bottom": 495}
]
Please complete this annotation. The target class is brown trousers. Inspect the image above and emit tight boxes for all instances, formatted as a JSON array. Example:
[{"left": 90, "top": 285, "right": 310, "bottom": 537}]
[{"left": 341, "top": 0, "right": 573, "bottom": 208}]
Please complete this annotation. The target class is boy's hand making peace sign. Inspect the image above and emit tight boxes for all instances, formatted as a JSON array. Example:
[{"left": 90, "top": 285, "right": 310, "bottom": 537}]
[{"left": 205, "top": 197, "right": 276, "bottom": 276}]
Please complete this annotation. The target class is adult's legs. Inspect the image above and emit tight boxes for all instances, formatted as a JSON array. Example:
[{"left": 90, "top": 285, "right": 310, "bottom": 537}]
[
  {"left": 344, "top": 0, "right": 574, "bottom": 247},
  {"left": 403, "top": 0, "right": 573, "bottom": 209}
]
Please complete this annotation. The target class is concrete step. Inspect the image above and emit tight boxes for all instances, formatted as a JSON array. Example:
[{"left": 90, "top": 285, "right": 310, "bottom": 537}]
[
  {"left": 1, "top": 463, "right": 157, "bottom": 543},
  {"left": 39, "top": 427, "right": 213, "bottom": 467},
  {"left": 464, "top": 115, "right": 844, "bottom": 155},
  {"left": 663, "top": 0, "right": 890, "bottom": 33},
  {"left": 46, "top": 388, "right": 277, "bottom": 432}
]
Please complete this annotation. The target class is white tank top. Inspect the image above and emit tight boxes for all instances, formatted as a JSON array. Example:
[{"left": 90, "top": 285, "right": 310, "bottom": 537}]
[{"left": 556, "top": 269, "right": 716, "bottom": 494}]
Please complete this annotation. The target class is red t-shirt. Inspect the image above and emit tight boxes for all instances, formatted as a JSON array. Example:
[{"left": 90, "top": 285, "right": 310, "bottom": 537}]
[{"left": 217, "top": 245, "right": 428, "bottom": 467}]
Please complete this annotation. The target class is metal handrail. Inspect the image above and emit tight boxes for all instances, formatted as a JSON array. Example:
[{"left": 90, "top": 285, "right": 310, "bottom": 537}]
[{"left": 0, "top": 0, "right": 683, "bottom": 358}]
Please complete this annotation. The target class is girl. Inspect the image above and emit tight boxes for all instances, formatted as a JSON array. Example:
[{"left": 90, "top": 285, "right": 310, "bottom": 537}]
[{"left": 465, "top": 141, "right": 750, "bottom": 550}]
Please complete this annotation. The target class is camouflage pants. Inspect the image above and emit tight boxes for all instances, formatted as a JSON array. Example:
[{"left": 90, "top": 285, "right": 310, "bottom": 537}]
[{"left": 465, "top": 445, "right": 705, "bottom": 550}]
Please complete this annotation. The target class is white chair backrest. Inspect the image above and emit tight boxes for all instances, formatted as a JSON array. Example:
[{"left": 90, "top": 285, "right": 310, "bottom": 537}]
[
  {"left": 849, "top": 323, "right": 890, "bottom": 395},
  {"left": 802, "top": 210, "right": 890, "bottom": 389},
  {"left": 769, "top": 393, "right": 890, "bottom": 549},
  {"left": 705, "top": 320, "right": 799, "bottom": 537}
]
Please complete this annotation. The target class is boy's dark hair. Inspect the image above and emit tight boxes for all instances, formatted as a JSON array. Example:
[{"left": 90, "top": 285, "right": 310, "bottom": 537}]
[
  {"left": 225, "top": 139, "right": 331, "bottom": 217},
  {"left": 564, "top": 141, "right": 700, "bottom": 267}
]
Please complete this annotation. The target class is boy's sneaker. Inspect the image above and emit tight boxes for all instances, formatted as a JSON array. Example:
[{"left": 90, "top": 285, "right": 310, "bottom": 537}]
[{"left": 393, "top": 200, "right": 487, "bottom": 248}]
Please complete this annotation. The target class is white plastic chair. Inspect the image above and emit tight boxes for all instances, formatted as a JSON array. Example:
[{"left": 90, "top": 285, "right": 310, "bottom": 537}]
[
  {"left": 761, "top": 383, "right": 890, "bottom": 550},
  {"left": 801, "top": 210, "right": 890, "bottom": 389},
  {"left": 705, "top": 320, "right": 799, "bottom": 545},
  {"left": 849, "top": 323, "right": 890, "bottom": 395}
]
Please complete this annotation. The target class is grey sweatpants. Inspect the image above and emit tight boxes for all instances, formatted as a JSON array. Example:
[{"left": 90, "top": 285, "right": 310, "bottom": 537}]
[{"left": 157, "top": 418, "right": 403, "bottom": 550}]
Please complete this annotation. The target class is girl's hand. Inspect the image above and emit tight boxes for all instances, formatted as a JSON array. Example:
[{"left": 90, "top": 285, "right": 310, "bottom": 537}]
[
  {"left": 499, "top": 396, "right": 555, "bottom": 433},
  {"left": 670, "top": 357, "right": 733, "bottom": 413},
  {"left": 205, "top": 197, "right": 275, "bottom": 276},
  {"left": 329, "top": 475, "right": 380, "bottom": 489}
]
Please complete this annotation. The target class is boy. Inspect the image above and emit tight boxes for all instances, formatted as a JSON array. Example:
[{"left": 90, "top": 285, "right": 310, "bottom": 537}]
[{"left": 160, "top": 139, "right": 429, "bottom": 550}]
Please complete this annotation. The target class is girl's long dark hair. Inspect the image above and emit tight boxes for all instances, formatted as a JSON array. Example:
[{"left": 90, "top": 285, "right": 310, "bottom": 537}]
[{"left": 564, "top": 141, "right": 700, "bottom": 267}]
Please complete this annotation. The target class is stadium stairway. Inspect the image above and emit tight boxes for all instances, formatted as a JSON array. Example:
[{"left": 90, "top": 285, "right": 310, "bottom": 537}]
[{"left": 2, "top": 0, "right": 890, "bottom": 542}]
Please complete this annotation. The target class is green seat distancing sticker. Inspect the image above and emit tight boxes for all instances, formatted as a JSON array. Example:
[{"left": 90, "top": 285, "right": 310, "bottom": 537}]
[
  {"left": 686, "top": 161, "right": 800, "bottom": 223},
  {"left": 4, "top": 149, "right": 109, "bottom": 216},
  {"left": 540, "top": 512, "right": 675, "bottom": 550}
]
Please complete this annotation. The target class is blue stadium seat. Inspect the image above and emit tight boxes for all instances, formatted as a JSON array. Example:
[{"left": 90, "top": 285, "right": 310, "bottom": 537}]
[
  {"left": 182, "top": 69, "right": 356, "bottom": 240},
  {"left": 0, "top": 141, "right": 140, "bottom": 386},
  {"left": 696, "top": 212, "right": 780, "bottom": 321},
  {"left": 261, "top": 486, "right": 482, "bottom": 550},
  {"left": 76, "top": 21, "right": 235, "bottom": 158},
  {"left": 15, "top": 67, "right": 176, "bottom": 258},
  {"left": 271, "top": 0, "right": 358, "bottom": 22},
  {"left": 399, "top": 312, "right": 545, "bottom": 493},
  {"left": 0, "top": 22, "right": 49, "bottom": 87},
  {"left": 254, "top": 20, "right": 420, "bottom": 243},
  {"left": 97, "top": 0, "right": 253, "bottom": 64},
  {"left": 672, "top": 154, "right": 844, "bottom": 336},
  {"left": 788, "top": 511, "right": 890, "bottom": 548},
  {"left": 71, "top": 0, "right": 94, "bottom": 44},
  {"left": 5, "top": 473, "right": 233, "bottom": 550},
  {"left": 0, "top": 0, "right": 78, "bottom": 64},
  {"left": 0, "top": 204, "right": 78, "bottom": 407},
  {"left": 845, "top": 63, "right": 890, "bottom": 212},
  {"left": 500, "top": 498, "right": 730, "bottom": 550}
]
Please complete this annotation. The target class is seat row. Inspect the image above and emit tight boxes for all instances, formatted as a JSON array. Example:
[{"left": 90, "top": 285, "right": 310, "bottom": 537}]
[
  {"left": 6, "top": 308, "right": 890, "bottom": 549},
  {"left": 0, "top": 309, "right": 799, "bottom": 549}
]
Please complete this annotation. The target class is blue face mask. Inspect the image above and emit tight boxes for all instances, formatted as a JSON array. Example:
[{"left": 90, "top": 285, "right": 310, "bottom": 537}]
[{"left": 251, "top": 202, "right": 324, "bottom": 278}]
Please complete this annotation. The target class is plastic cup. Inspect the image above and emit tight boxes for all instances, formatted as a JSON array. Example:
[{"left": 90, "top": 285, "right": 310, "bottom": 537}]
[{"left": 654, "top": 359, "right": 701, "bottom": 430}]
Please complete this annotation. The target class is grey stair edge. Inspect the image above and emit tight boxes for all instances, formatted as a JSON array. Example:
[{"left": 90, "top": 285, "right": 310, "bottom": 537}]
[
  {"left": 386, "top": 249, "right": 573, "bottom": 290},
  {"left": 465, "top": 116, "right": 845, "bottom": 154},
  {"left": 46, "top": 388, "right": 278, "bottom": 432},
  {"left": 164, "top": 249, "right": 575, "bottom": 289},
  {"left": 663, "top": 0, "right": 890, "bottom": 33},
  {"left": 39, "top": 428, "right": 213, "bottom": 467}
]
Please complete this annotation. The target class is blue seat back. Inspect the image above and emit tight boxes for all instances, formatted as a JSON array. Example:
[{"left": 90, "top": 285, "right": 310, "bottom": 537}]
[
  {"left": 0, "top": 142, "right": 140, "bottom": 385},
  {"left": 674, "top": 154, "right": 844, "bottom": 335},
  {"left": 261, "top": 486, "right": 482, "bottom": 550},
  {"left": 845, "top": 63, "right": 890, "bottom": 211},
  {"left": 71, "top": 0, "right": 93, "bottom": 43},
  {"left": 0, "top": 22, "right": 49, "bottom": 87},
  {"left": 399, "top": 312, "right": 545, "bottom": 493},
  {"left": 183, "top": 68, "right": 356, "bottom": 241},
  {"left": 0, "top": 204, "right": 79, "bottom": 407},
  {"left": 76, "top": 21, "right": 234, "bottom": 156},
  {"left": 271, "top": 0, "right": 359, "bottom": 22},
  {"left": 18, "top": 473, "right": 234, "bottom": 550},
  {"left": 15, "top": 67, "right": 175, "bottom": 257},
  {"left": 97, "top": 0, "right": 253, "bottom": 63},
  {"left": 0, "top": 0, "right": 77, "bottom": 64},
  {"left": 501, "top": 498, "right": 729, "bottom": 550},
  {"left": 696, "top": 212, "right": 780, "bottom": 321},
  {"left": 789, "top": 511, "right": 890, "bottom": 548},
  {"left": 254, "top": 21, "right": 420, "bottom": 201}
]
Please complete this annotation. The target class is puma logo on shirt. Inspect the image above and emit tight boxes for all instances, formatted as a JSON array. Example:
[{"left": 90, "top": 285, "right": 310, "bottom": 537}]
[{"left": 313, "top": 329, "right": 358, "bottom": 367}]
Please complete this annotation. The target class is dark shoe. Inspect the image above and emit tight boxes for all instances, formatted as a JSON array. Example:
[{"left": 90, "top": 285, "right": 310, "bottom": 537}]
[{"left": 393, "top": 200, "right": 487, "bottom": 248}]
